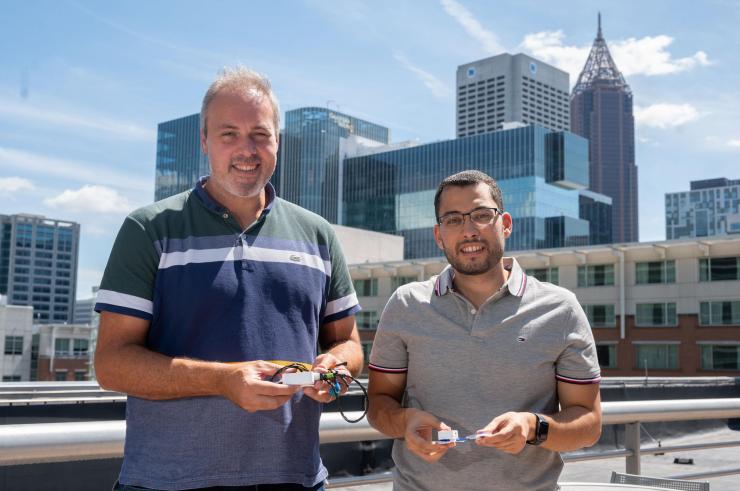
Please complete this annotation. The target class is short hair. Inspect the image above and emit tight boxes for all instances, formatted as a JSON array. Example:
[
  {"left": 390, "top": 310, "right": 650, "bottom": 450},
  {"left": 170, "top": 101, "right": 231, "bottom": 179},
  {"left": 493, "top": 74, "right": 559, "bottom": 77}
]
[
  {"left": 200, "top": 65, "right": 281, "bottom": 137},
  {"left": 434, "top": 170, "right": 504, "bottom": 219}
]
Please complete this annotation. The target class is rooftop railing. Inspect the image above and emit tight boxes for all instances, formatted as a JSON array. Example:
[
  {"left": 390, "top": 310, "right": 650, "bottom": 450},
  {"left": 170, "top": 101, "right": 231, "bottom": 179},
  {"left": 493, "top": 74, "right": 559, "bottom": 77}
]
[{"left": 1, "top": 397, "right": 739, "bottom": 487}]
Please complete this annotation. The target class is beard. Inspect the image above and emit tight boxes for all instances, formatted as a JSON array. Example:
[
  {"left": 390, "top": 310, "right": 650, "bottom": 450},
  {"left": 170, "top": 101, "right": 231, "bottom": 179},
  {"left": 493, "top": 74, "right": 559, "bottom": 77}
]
[
  {"left": 441, "top": 237, "right": 504, "bottom": 276},
  {"left": 209, "top": 156, "right": 272, "bottom": 199}
]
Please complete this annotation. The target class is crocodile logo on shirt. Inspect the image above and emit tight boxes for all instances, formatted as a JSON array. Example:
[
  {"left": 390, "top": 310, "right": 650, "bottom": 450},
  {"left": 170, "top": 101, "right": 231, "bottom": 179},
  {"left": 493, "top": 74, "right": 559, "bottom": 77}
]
[
  {"left": 517, "top": 336, "right": 526, "bottom": 342},
  {"left": 289, "top": 254, "right": 302, "bottom": 262}
]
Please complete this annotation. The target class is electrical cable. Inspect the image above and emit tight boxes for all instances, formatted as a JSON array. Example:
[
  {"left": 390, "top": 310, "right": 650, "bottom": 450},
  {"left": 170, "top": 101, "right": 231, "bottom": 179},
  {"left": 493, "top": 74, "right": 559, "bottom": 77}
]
[{"left": 270, "top": 361, "right": 368, "bottom": 423}]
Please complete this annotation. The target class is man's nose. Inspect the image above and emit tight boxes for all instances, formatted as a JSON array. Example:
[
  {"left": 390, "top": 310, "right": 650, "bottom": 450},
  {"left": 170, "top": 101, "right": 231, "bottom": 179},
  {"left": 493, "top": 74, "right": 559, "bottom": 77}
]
[{"left": 462, "top": 215, "right": 479, "bottom": 237}]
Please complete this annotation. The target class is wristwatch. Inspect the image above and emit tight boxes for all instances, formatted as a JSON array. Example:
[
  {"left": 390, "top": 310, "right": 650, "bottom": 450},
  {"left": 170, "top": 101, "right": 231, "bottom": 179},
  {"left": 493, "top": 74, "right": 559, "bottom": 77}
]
[{"left": 526, "top": 413, "right": 549, "bottom": 445}]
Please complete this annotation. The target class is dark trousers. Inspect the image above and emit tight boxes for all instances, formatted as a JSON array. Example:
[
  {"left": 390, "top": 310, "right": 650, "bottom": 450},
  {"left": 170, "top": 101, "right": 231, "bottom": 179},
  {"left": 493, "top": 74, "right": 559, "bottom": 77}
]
[{"left": 113, "top": 481, "right": 326, "bottom": 491}]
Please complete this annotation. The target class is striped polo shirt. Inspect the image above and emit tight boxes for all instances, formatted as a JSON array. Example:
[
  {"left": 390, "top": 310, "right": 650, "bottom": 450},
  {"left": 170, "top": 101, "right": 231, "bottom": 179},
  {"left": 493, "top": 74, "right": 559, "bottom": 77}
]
[
  {"left": 95, "top": 178, "right": 359, "bottom": 490},
  {"left": 369, "top": 257, "right": 600, "bottom": 491}
]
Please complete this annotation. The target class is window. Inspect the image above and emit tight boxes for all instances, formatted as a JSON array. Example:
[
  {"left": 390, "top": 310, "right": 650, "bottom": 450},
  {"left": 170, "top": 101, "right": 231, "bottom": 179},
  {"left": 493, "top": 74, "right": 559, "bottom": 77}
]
[
  {"left": 699, "top": 256, "right": 740, "bottom": 281},
  {"left": 73, "top": 339, "right": 89, "bottom": 356},
  {"left": 635, "top": 260, "right": 675, "bottom": 284},
  {"left": 391, "top": 276, "right": 418, "bottom": 290},
  {"left": 583, "top": 305, "right": 615, "bottom": 327},
  {"left": 74, "top": 371, "right": 87, "bottom": 381},
  {"left": 578, "top": 264, "right": 615, "bottom": 287},
  {"left": 55, "top": 371, "right": 67, "bottom": 382},
  {"left": 4, "top": 336, "right": 23, "bottom": 355},
  {"left": 699, "top": 301, "right": 740, "bottom": 325},
  {"left": 526, "top": 267, "right": 559, "bottom": 285},
  {"left": 635, "top": 303, "right": 677, "bottom": 327},
  {"left": 700, "top": 344, "right": 740, "bottom": 370},
  {"left": 54, "top": 338, "right": 70, "bottom": 356},
  {"left": 361, "top": 341, "right": 373, "bottom": 364},
  {"left": 356, "top": 311, "right": 379, "bottom": 330},
  {"left": 353, "top": 279, "right": 378, "bottom": 297},
  {"left": 2, "top": 375, "right": 21, "bottom": 382},
  {"left": 635, "top": 344, "right": 679, "bottom": 370},
  {"left": 596, "top": 344, "right": 617, "bottom": 368}
]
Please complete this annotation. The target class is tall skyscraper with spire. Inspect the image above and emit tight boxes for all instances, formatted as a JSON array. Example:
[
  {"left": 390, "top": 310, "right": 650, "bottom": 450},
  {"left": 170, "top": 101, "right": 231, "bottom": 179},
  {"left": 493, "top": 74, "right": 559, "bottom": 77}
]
[{"left": 571, "top": 14, "right": 638, "bottom": 243}]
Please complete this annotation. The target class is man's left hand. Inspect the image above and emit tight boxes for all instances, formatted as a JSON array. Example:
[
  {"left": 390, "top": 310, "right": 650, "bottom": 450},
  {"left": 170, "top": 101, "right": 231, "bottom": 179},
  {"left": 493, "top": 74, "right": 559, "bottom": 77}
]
[
  {"left": 303, "top": 353, "right": 350, "bottom": 403},
  {"left": 474, "top": 411, "right": 535, "bottom": 454}
]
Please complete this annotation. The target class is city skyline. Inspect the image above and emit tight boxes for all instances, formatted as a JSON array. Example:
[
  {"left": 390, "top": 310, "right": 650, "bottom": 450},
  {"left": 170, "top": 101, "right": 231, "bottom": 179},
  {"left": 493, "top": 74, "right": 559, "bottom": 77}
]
[{"left": 1, "top": 1, "right": 738, "bottom": 298}]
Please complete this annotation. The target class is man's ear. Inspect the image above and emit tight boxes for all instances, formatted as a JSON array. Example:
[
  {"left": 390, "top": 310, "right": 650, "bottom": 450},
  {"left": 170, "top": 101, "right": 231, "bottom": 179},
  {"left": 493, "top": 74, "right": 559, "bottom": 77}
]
[
  {"left": 501, "top": 212, "right": 513, "bottom": 239},
  {"left": 200, "top": 128, "right": 208, "bottom": 155},
  {"left": 433, "top": 224, "right": 445, "bottom": 251}
]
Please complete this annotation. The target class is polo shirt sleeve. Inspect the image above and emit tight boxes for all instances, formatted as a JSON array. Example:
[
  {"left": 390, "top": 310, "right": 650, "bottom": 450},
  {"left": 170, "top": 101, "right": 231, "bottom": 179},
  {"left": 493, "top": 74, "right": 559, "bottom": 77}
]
[
  {"left": 94, "top": 215, "right": 159, "bottom": 322},
  {"left": 555, "top": 293, "right": 602, "bottom": 385},
  {"left": 368, "top": 290, "right": 408, "bottom": 374},
  {"left": 322, "top": 228, "right": 360, "bottom": 324}
]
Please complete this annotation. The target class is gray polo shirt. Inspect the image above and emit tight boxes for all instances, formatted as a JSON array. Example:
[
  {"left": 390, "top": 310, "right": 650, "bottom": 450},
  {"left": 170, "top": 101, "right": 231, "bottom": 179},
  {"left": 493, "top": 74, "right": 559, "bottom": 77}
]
[{"left": 369, "top": 257, "right": 600, "bottom": 491}]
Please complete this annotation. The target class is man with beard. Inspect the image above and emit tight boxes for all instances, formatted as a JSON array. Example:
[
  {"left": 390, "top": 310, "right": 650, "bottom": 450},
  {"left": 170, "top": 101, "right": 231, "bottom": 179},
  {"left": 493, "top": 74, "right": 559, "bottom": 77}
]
[
  {"left": 94, "top": 66, "right": 362, "bottom": 490},
  {"left": 367, "top": 170, "right": 602, "bottom": 491}
]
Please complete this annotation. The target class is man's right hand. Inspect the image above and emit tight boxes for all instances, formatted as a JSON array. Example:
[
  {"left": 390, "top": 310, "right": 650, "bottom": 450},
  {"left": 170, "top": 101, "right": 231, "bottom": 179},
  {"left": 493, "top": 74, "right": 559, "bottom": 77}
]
[
  {"left": 403, "top": 408, "right": 455, "bottom": 463},
  {"left": 221, "top": 361, "right": 301, "bottom": 412}
]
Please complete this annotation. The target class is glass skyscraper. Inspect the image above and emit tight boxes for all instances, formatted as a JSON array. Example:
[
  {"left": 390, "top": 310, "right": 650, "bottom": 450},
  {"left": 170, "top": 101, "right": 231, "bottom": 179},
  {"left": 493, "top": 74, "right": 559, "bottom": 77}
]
[
  {"left": 571, "top": 15, "right": 638, "bottom": 243},
  {"left": 343, "top": 124, "right": 610, "bottom": 259},
  {"left": 0, "top": 214, "right": 80, "bottom": 324},
  {"left": 281, "top": 107, "right": 390, "bottom": 223},
  {"left": 155, "top": 114, "right": 209, "bottom": 201},
  {"left": 666, "top": 177, "right": 740, "bottom": 239}
]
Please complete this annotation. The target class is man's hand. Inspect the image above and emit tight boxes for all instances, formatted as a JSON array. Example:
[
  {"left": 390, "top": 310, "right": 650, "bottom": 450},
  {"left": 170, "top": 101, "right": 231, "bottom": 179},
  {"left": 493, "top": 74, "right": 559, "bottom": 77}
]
[
  {"left": 404, "top": 409, "right": 455, "bottom": 463},
  {"left": 475, "top": 411, "right": 534, "bottom": 455},
  {"left": 303, "top": 353, "right": 350, "bottom": 403},
  {"left": 221, "top": 360, "right": 300, "bottom": 412}
]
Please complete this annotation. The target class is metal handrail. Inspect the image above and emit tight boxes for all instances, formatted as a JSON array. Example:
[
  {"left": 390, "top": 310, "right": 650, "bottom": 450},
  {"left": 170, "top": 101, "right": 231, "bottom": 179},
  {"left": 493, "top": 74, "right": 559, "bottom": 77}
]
[{"left": 1, "top": 398, "right": 740, "bottom": 484}]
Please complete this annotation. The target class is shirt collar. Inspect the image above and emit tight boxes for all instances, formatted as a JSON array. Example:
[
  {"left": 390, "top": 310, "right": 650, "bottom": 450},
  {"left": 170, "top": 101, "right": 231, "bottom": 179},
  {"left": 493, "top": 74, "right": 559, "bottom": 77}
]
[
  {"left": 434, "top": 257, "right": 528, "bottom": 298},
  {"left": 193, "top": 176, "right": 276, "bottom": 215}
]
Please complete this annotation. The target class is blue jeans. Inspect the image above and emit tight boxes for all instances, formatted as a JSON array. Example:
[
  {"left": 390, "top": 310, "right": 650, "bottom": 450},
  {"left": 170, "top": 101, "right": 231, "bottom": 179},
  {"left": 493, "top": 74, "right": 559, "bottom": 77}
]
[{"left": 113, "top": 482, "right": 326, "bottom": 491}]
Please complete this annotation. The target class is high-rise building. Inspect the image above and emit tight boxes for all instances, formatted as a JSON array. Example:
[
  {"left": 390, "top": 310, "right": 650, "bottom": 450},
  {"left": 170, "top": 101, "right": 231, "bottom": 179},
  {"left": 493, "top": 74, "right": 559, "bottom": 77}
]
[
  {"left": 281, "top": 107, "right": 390, "bottom": 223},
  {"left": 155, "top": 114, "right": 285, "bottom": 201},
  {"left": 456, "top": 53, "right": 571, "bottom": 137},
  {"left": 154, "top": 114, "right": 209, "bottom": 201},
  {"left": 571, "top": 14, "right": 638, "bottom": 243},
  {"left": 0, "top": 214, "right": 80, "bottom": 324},
  {"left": 343, "top": 125, "right": 611, "bottom": 259},
  {"left": 666, "top": 177, "right": 740, "bottom": 239}
]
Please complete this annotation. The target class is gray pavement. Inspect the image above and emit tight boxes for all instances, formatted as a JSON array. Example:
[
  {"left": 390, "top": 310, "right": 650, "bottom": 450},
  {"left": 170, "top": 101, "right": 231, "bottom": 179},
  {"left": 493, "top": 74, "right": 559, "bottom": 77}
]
[{"left": 330, "top": 428, "right": 740, "bottom": 490}]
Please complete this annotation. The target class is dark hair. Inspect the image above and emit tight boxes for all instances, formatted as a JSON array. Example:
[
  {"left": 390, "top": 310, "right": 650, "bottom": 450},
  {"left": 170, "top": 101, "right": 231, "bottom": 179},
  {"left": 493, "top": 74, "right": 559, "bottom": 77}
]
[{"left": 434, "top": 170, "right": 504, "bottom": 219}]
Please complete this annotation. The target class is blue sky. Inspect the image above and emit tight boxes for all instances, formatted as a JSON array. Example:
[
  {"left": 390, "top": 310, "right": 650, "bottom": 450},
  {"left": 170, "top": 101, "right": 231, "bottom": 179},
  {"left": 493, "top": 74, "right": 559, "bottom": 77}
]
[{"left": 1, "top": 0, "right": 739, "bottom": 299}]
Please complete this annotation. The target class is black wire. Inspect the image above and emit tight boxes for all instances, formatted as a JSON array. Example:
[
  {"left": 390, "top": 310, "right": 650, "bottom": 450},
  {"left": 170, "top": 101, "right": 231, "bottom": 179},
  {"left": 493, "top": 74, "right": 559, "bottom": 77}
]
[{"left": 270, "top": 362, "right": 368, "bottom": 423}]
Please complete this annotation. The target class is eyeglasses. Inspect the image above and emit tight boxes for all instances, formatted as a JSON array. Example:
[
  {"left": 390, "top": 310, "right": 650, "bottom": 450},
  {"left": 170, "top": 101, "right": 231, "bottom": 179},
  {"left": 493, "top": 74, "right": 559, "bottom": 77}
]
[{"left": 437, "top": 207, "right": 501, "bottom": 228}]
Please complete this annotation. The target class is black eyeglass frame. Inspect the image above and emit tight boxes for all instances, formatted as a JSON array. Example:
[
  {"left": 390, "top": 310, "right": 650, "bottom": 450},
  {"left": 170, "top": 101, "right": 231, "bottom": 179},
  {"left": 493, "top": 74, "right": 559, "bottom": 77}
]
[{"left": 436, "top": 206, "right": 502, "bottom": 227}]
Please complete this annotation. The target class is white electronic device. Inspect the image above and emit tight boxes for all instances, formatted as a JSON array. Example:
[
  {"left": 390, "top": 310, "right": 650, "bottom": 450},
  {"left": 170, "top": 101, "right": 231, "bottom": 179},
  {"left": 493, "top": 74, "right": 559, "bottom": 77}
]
[
  {"left": 281, "top": 371, "right": 321, "bottom": 386},
  {"left": 436, "top": 429, "right": 459, "bottom": 442}
]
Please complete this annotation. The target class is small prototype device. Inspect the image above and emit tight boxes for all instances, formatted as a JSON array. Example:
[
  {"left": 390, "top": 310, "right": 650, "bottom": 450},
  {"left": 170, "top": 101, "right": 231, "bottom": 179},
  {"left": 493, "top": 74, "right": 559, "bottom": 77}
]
[
  {"left": 281, "top": 371, "right": 321, "bottom": 386},
  {"left": 433, "top": 429, "right": 466, "bottom": 444}
]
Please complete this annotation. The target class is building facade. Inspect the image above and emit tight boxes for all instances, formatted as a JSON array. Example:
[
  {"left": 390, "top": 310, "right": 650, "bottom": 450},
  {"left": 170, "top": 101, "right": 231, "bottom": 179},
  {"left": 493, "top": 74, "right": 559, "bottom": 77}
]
[
  {"left": 570, "top": 15, "right": 638, "bottom": 243},
  {"left": 34, "top": 323, "right": 94, "bottom": 381},
  {"left": 349, "top": 237, "right": 740, "bottom": 377},
  {"left": 281, "top": 107, "right": 390, "bottom": 223},
  {"left": 0, "top": 301, "right": 34, "bottom": 381},
  {"left": 457, "top": 53, "right": 570, "bottom": 137},
  {"left": 0, "top": 214, "right": 80, "bottom": 324},
  {"left": 666, "top": 177, "right": 740, "bottom": 239},
  {"left": 343, "top": 124, "right": 611, "bottom": 259}
]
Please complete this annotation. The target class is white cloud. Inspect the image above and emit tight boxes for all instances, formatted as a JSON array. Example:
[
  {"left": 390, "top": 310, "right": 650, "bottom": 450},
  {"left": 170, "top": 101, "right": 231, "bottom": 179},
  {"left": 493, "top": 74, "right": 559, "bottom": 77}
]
[
  {"left": 634, "top": 103, "right": 700, "bottom": 129},
  {"left": 520, "top": 31, "right": 712, "bottom": 81},
  {"left": 393, "top": 52, "right": 452, "bottom": 99},
  {"left": 728, "top": 139, "right": 740, "bottom": 148},
  {"left": 0, "top": 176, "right": 35, "bottom": 192},
  {"left": 0, "top": 97, "right": 155, "bottom": 141},
  {"left": 0, "top": 146, "right": 151, "bottom": 192},
  {"left": 440, "top": 0, "right": 504, "bottom": 54},
  {"left": 43, "top": 185, "right": 133, "bottom": 214}
]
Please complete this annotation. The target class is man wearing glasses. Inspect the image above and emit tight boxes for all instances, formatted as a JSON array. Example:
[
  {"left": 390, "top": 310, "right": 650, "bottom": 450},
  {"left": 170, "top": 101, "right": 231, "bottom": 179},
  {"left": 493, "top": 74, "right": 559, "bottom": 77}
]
[{"left": 367, "top": 170, "right": 602, "bottom": 491}]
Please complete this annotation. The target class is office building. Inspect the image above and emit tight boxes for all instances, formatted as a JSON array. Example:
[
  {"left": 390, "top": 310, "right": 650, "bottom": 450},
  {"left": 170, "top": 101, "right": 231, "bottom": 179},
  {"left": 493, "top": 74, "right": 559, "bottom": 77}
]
[
  {"left": 281, "top": 107, "right": 390, "bottom": 223},
  {"left": 154, "top": 114, "right": 210, "bottom": 201},
  {"left": 343, "top": 124, "right": 611, "bottom": 259},
  {"left": 34, "top": 323, "right": 94, "bottom": 381},
  {"left": 350, "top": 236, "right": 740, "bottom": 376},
  {"left": 571, "top": 15, "right": 638, "bottom": 243},
  {"left": 666, "top": 177, "right": 740, "bottom": 239},
  {"left": 456, "top": 53, "right": 570, "bottom": 137},
  {"left": 0, "top": 214, "right": 80, "bottom": 324},
  {"left": 1, "top": 300, "right": 34, "bottom": 381}
]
